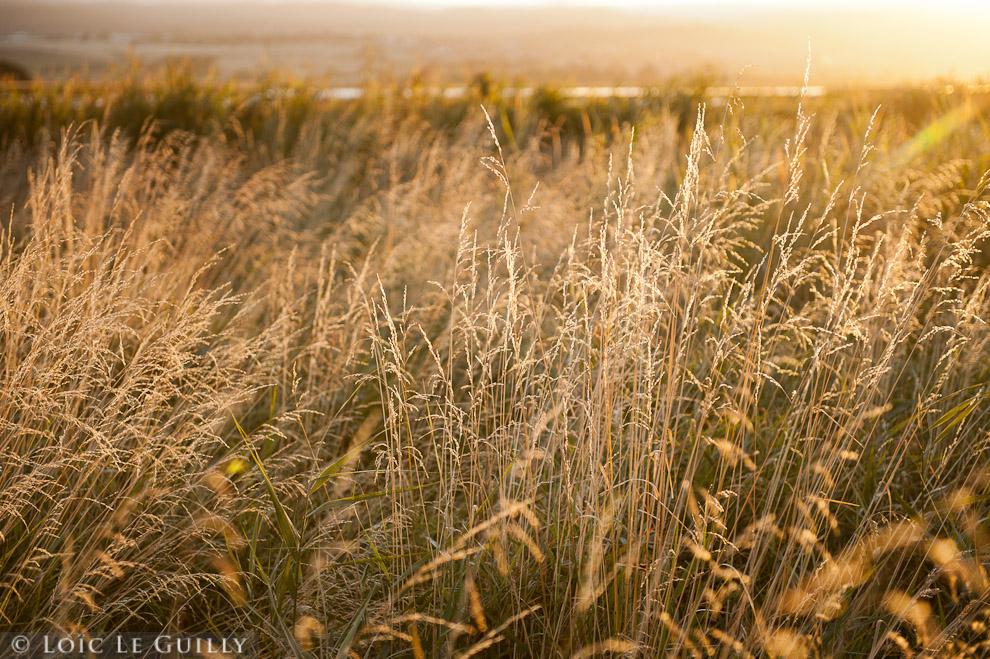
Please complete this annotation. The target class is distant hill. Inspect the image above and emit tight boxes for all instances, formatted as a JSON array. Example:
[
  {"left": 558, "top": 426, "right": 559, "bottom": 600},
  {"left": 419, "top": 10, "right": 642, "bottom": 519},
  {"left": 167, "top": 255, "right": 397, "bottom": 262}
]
[{"left": 0, "top": 2, "right": 987, "bottom": 85}]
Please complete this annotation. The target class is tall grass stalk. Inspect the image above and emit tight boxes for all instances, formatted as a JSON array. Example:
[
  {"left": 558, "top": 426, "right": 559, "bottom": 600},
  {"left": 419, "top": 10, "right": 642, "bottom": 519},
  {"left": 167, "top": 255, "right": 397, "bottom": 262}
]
[{"left": 2, "top": 77, "right": 990, "bottom": 657}]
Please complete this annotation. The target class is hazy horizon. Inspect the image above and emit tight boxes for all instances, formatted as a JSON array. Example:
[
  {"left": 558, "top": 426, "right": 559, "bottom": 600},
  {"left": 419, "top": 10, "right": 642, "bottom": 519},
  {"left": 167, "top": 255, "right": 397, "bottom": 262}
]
[
  {"left": 6, "top": 0, "right": 990, "bottom": 11},
  {"left": 5, "top": 0, "right": 989, "bottom": 5},
  {"left": 2, "top": 0, "right": 989, "bottom": 86}
]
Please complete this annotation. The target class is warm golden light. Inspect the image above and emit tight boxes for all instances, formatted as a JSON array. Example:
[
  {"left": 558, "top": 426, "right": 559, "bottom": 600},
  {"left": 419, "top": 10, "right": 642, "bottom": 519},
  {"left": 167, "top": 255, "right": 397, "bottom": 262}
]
[{"left": 1, "top": 1, "right": 989, "bottom": 85}]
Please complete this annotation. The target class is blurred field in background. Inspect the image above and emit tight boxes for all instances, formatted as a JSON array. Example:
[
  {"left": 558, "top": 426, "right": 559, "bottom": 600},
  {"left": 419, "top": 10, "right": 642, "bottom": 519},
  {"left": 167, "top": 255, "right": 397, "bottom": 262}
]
[
  {"left": 3, "top": 9, "right": 990, "bottom": 657},
  {"left": 3, "top": 2, "right": 990, "bottom": 85}
]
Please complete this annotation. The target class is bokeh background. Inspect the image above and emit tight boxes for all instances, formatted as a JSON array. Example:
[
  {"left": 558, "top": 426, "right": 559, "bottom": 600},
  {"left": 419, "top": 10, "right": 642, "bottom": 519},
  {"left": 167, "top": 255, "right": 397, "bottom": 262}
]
[{"left": 2, "top": 0, "right": 989, "bottom": 86}]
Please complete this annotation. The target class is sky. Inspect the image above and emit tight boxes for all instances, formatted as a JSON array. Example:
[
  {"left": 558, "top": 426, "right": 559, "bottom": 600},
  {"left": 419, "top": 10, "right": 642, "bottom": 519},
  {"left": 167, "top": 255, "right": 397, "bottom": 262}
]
[
  {"left": 24, "top": 0, "right": 990, "bottom": 7},
  {"left": 11, "top": 0, "right": 990, "bottom": 15},
  {"left": 179, "top": 0, "right": 990, "bottom": 8},
  {"left": 384, "top": 0, "right": 981, "bottom": 4},
  {"left": 375, "top": 0, "right": 990, "bottom": 10}
]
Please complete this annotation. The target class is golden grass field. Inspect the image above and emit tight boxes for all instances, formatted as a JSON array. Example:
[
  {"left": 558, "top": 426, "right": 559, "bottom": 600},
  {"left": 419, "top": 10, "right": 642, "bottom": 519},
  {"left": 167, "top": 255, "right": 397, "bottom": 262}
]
[{"left": 2, "top": 67, "right": 990, "bottom": 657}]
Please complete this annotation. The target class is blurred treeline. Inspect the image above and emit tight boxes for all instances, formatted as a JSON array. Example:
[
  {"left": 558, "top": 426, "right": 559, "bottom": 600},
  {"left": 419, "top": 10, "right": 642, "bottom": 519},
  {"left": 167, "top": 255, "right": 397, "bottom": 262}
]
[{"left": 3, "top": 64, "right": 986, "bottom": 163}]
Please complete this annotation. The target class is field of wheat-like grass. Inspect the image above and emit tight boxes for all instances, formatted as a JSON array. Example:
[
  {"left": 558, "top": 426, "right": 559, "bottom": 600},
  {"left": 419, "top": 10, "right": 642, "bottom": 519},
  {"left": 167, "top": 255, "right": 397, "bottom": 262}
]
[{"left": 2, "top": 73, "right": 990, "bottom": 657}]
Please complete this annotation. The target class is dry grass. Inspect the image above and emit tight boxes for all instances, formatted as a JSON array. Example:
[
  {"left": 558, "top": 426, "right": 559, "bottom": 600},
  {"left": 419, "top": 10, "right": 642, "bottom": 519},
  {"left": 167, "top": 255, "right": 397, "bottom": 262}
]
[{"left": 2, "top": 74, "right": 990, "bottom": 658}]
